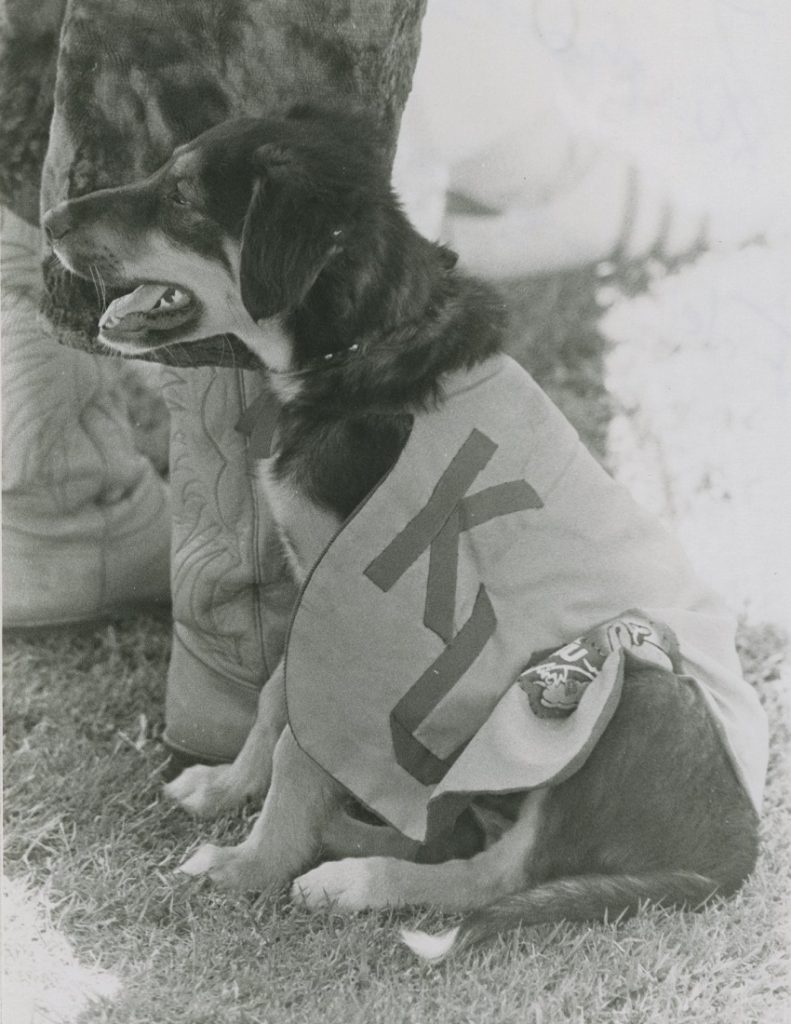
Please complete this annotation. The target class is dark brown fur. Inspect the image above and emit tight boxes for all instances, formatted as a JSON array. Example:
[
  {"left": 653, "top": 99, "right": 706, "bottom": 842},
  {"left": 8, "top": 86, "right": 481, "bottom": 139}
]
[{"left": 451, "top": 657, "right": 757, "bottom": 951}]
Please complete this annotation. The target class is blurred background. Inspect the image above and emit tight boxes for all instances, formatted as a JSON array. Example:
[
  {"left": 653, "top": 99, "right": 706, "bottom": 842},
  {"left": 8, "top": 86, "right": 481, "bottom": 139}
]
[
  {"left": 390, "top": 0, "right": 791, "bottom": 630},
  {"left": 99, "top": 0, "right": 791, "bottom": 630}
]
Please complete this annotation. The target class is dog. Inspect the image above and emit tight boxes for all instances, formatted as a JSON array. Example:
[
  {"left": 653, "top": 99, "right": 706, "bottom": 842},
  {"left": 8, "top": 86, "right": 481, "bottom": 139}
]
[{"left": 43, "top": 105, "right": 765, "bottom": 960}]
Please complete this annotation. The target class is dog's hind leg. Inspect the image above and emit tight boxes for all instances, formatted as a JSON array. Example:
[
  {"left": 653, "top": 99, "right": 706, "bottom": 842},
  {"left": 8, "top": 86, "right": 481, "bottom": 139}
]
[
  {"left": 291, "top": 788, "right": 548, "bottom": 913},
  {"left": 178, "top": 725, "right": 346, "bottom": 891},
  {"left": 164, "top": 662, "right": 287, "bottom": 818},
  {"left": 423, "top": 664, "right": 760, "bottom": 960},
  {"left": 292, "top": 661, "right": 759, "bottom": 961}
]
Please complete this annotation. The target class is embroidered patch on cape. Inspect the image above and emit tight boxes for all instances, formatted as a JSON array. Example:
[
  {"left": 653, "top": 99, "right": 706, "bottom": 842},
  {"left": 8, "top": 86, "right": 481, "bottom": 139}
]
[{"left": 519, "top": 610, "right": 681, "bottom": 719}]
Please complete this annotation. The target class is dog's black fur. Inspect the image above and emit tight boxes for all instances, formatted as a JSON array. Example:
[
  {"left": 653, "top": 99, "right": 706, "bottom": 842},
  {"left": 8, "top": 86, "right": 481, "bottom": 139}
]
[
  {"left": 44, "top": 106, "right": 505, "bottom": 516},
  {"left": 44, "top": 105, "right": 760, "bottom": 955},
  {"left": 238, "top": 108, "right": 509, "bottom": 518}
]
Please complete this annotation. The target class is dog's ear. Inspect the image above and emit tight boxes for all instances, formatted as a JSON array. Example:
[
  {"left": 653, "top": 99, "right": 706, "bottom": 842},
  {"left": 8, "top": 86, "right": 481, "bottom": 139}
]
[{"left": 239, "top": 143, "right": 343, "bottom": 322}]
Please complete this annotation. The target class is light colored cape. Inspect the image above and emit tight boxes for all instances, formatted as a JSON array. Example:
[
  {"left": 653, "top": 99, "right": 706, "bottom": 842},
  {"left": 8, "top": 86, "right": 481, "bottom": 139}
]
[{"left": 284, "top": 355, "right": 768, "bottom": 842}]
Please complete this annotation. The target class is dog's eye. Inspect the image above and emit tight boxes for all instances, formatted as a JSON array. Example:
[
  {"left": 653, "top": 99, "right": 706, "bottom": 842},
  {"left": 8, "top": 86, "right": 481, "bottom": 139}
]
[{"left": 169, "top": 184, "right": 193, "bottom": 208}]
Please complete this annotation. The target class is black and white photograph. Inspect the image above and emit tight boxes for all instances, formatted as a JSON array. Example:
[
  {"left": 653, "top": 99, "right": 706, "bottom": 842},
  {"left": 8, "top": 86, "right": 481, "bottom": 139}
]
[{"left": 2, "top": 2, "right": 789, "bottom": 1021}]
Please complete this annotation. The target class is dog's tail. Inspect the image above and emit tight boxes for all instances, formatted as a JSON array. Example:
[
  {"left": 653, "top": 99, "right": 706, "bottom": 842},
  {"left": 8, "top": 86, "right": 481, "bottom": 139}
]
[{"left": 401, "top": 869, "right": 721, "bottom": 962}]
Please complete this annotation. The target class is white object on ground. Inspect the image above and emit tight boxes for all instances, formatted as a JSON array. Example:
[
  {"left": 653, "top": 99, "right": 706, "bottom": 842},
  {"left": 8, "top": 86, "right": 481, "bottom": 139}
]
[
  {"left": 1, "top": 875, "right": 121, "bottom": 1024},
  {"left": 400, "top": 926, "right": 460, "bottom": 963}
]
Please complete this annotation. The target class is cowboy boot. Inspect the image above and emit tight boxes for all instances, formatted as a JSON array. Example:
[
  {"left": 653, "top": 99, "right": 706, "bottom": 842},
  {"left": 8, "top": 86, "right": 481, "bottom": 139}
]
[
  {"left": 160, "top": 365, "right": 296, "bottom": 764},
  {"left": 1, "top": 215, "right": 294, "bottom": 762},
  {"left": 25, "top": 0, "right": 423, "bottom": 765},
  {"left": 1, "top": 206, "right": 171, "bottom": 629}
]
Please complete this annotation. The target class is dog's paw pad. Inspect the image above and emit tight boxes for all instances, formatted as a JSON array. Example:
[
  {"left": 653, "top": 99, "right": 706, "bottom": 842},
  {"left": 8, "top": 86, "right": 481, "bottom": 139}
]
[
  {"left": 176, "top": 843, "right": 282, "bottom": 893},
  {"left": 163, "top": 764, "right": 240, "bottom": 819},
  {"left": 176, "top": 843, "right": 224, "bottom": 878},
  {"left": 291, "top": 859, "right": 375, "bottom": 912}
]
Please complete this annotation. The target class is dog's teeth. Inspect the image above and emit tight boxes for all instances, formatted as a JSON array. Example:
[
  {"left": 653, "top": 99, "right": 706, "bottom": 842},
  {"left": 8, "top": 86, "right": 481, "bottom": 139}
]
[{"left": 155, "top": 287, "right": 189, "bottom": 311}]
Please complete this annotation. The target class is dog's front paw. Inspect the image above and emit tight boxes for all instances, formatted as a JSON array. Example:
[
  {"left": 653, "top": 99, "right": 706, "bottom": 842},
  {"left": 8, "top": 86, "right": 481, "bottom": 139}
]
[
  {"left": 163, "top": 763, "right": 245, "bottom": 819},
  {"left": 176, "top": 842, "right": 276, "bottom": 891},
  {"left": 291, "top": 858, "right": 382, "bottom": 911}
]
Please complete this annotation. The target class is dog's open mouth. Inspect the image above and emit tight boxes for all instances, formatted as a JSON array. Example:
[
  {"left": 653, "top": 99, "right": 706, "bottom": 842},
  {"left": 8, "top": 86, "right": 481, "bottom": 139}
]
[{"left": 99, "top": 283, "right": 198, "bottom": 341}]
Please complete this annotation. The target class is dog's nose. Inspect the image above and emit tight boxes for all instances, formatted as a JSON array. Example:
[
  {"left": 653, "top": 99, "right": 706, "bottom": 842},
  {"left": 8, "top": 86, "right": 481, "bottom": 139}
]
[{"left": 42, "top": 204, "right": 74, "bottom": 242}]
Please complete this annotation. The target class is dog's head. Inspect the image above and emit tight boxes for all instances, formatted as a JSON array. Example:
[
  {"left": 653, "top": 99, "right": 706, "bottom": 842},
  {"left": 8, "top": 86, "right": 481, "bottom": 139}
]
[{"left": 43, "top": 106, "right": 391, "bottom": 362}]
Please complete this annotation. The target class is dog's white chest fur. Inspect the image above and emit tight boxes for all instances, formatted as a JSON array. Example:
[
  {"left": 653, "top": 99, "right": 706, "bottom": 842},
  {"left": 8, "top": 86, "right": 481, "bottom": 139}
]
[{"left": 254, "top": 461, "right": 340, "bottom": 582}]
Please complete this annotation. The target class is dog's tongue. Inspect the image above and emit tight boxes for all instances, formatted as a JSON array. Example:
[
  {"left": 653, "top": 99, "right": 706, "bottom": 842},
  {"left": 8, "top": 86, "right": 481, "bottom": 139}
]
[{"left": 100, "top": 284, "right": 193, "bottom": 332}]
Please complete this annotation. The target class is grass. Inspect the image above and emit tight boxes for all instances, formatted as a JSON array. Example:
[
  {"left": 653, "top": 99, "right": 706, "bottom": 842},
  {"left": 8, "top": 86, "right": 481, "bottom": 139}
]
[
  {"left": 3, "top": 617, "right": 788, "bottom": 1023},
  {"left": 4, "top": 265, "right": 790, "bottom": 1023}
]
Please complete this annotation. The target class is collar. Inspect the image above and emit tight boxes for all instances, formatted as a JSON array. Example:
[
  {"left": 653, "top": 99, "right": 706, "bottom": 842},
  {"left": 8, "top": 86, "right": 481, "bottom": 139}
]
[
  {"left": 235, "top": 341, "right": 366, "bottom": 459},
  {"left": 236, "top": 352, "right": 506, "bottom": 460},
  {"left": 268, "top": 339, "right": 363, "bottom": 376}
]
